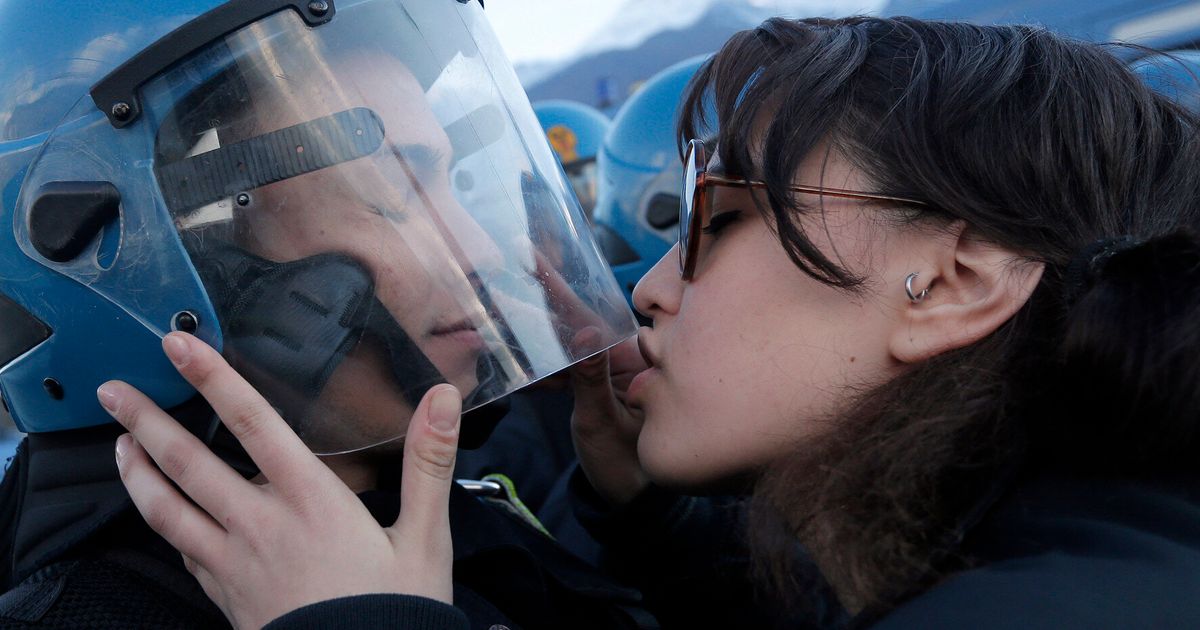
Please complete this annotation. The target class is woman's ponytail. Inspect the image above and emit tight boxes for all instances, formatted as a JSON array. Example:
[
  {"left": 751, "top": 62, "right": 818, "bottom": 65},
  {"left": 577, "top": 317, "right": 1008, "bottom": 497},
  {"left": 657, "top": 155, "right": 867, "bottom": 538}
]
[{"left": 1050, "top": 229, "right": 1200, "bottom": 472}]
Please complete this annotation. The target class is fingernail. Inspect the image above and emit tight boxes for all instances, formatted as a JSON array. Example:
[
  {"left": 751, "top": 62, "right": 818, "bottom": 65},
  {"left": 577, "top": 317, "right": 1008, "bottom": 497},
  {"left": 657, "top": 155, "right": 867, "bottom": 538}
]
[
  {"left": 578, "top": 352, "right": 606, "bottom": 369},
  {"left": 115, "top": 433, "right": 131, "bottom": 464},
  {"left": 573, "top": 326, "right": 602, "bottom": 350},
  {"left": 163, "top": 334, "right": 191, "bottom": 368},
  {"left": 97, "top": 382, "right": 121, "bottom": 415},
  {"left": 428, "top": 387, "right": 461, "bottom": 433}
]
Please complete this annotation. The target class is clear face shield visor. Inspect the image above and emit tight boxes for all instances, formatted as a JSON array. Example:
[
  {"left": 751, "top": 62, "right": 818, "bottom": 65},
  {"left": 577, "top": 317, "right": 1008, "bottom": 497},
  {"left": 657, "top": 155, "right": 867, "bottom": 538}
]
[{"left": 17, "top": 0, "right": 636, "bottom": 454}]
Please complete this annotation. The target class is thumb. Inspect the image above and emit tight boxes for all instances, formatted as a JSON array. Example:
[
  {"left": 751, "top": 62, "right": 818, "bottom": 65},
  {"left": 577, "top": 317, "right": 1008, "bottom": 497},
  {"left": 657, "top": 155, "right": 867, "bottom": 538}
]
[
  {"left": 570, "top": 352, "right": 619, "bottom": 432},
  {"left": 393, "top": 384, "right": 461, "bottom": 534}
]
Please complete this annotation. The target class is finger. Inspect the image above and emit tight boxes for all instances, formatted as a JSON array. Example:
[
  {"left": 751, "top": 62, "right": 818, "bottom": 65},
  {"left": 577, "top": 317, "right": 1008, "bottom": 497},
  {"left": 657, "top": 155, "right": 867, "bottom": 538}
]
[
  {"left": 100, "top": 380, "right": 256, "bottom": 522},
  {"left": 531, "top": 250, "right": 602, "bottom": 330},
  {"left": 569, "top": 351, "right": 621, "bottom": 435},
  {"left": 181, "top": 553, "right": 221, "bottom": 602},
  {"left": 606, "top": 337, "right": 648, "bottom": 396},
  {"left": 160, "top": 332, "right": 321, "bottom": 490},
  {"left": 392, "top": 384, "right": 461, "bottom": 535},
  {"left": 181, "top": 554, "right": 234, "bottom": 626},
  {"left": 115, "top": 433, "right": 226, "bottom": 566}
]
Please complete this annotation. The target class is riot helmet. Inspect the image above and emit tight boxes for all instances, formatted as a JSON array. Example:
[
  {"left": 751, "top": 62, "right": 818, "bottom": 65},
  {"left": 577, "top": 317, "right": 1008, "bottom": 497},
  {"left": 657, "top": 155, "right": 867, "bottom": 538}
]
[
  {"left": 590, "top": 54, "right": 711, "bottom": 304},
  {"left": 1131, "top": 50, "right": 1200, "bottom": 113},
  {"left": 0, "top": 0, "right": 636, "bottom": 456},
  {"left": 532, "top": 100, "right": 609, "bottom": 218}
]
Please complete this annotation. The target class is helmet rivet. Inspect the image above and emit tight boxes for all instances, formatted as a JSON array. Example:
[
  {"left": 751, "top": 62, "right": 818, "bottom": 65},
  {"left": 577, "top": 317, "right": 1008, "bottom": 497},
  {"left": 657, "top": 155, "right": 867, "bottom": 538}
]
[
  {"left": 307, "top": 1, "right": 329, "bottom": 16},
  {"left": 111, "top": 102, "right": 132, "bottom": 121},
  {"left": 236, "top": 192, "right": 251, "bottom": 206},
  {"left": 172, "top": 311, "right": 200, "bottom": 334},
  {"left": 42, "top": 378, "right": 64, "bottom": 401}
]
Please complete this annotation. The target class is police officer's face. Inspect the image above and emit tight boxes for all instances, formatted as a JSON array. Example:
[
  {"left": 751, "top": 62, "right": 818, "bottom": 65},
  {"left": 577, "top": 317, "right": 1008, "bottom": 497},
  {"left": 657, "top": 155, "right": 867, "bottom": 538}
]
[{"left": 234, "top": 55, "right": 502, "bottom": 450}]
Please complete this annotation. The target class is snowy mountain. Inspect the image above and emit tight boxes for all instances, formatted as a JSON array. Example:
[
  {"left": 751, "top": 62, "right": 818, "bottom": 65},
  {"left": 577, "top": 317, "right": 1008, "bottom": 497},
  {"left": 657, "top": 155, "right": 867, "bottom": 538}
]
[
  {"left": 576, "top": 0, "right": 881, "bottom": 59},
  {"left": 518, "top": 0, "right": 886, "bottom": 111}
]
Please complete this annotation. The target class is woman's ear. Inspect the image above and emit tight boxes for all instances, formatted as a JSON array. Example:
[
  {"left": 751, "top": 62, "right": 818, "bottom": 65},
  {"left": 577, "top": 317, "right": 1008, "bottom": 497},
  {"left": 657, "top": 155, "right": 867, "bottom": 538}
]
[{"left": 889, "top": 223, "right": 1044, "bottom": 364}]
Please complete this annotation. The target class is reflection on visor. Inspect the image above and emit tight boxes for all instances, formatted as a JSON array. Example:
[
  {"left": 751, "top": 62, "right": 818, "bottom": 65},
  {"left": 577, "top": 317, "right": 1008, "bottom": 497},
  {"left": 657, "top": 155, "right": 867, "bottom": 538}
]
[
  {"left": 183, "top": 230, "right": 446, "bottom": 445},
  {"left": 17, "top": 0, "right": 638, "bottom": 455},
  {"left": 157, "top": 107, "right": 384, "bottom": 213},
  {"left": 446, "top": 105, "right": 506, "bottom": 167}
]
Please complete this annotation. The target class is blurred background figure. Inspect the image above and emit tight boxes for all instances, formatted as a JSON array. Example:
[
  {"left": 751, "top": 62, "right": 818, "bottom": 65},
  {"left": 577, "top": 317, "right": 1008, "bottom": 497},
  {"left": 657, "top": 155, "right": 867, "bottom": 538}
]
[
  {"left": 880, "top": 2, "right": 1200, "bottom": 112},
  {"left": 590, "top": 55, "right": 709, "bottom": 308},
  {"left": 0, "top": 405, "right": 19, "bottom": 466},
  {"left": 533, "top": 100, "right": 610, "bottom": 218},
  {"left": 1130, "top": 50, "right": 1200, "bottom": 113},
  {"left": 883, "top": 0, "right": 1200, "bottom": 54}
]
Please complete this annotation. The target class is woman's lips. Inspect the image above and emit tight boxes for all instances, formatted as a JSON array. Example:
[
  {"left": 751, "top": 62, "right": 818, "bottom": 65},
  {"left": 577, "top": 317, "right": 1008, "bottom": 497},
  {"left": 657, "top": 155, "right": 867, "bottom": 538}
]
[
  {"left": 625, "top": 366, "right": 659, "bottom": 408},
  {"left": 626, "top": 328, "right": 662, "bottom": 406},
  {"left": 636, "top": 327, "right": 660, "bottom": 369}
]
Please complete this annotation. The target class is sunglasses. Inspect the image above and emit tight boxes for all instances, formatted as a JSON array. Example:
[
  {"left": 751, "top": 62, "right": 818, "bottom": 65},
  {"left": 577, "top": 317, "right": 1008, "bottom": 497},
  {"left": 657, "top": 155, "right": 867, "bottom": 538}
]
[{"left": 678, "top": 139, "right": 927, "bottom": 280}]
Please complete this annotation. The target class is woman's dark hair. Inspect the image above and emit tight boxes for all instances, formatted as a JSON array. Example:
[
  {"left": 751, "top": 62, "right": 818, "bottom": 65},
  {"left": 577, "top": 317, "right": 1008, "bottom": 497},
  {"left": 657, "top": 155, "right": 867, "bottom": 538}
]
[{"left": 677, "top": 17, "right": 1200, "bottom": 614}]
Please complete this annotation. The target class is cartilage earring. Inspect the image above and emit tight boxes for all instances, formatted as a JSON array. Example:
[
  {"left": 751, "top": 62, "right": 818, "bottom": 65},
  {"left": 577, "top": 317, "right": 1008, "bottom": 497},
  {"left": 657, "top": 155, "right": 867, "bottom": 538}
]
[{"left": 905, "top": 272, "right": 929, "bottom": 303}]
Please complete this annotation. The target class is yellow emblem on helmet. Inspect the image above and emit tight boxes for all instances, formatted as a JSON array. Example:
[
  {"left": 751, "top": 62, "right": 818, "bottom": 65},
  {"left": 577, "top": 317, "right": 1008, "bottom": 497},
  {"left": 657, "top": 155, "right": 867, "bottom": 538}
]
[{"left": 546, "top": 124, "right": 579, "bottom": 163}]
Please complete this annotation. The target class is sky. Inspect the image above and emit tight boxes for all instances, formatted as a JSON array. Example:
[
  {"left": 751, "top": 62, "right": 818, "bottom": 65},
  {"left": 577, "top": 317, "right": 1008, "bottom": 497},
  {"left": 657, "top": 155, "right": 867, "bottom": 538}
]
[
  {"left": 485, "top": 0, "right": 887, "bottom": 65},
  {"left": 484, "top": 0, "right": 626, "bottom": 65}
]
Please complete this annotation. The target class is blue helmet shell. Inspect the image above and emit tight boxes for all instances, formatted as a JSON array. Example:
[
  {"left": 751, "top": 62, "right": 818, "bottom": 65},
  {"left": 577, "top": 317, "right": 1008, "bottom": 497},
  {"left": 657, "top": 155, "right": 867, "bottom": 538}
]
[
  {"left": 0, "top": 0, "right": 241, "bottom": 434},
  {"left": 532, "top": 100, "right": 610, "bottom": 166},
  {"left": 1131, "top": 50, "right": 1200, "bottom": 113},
  {"left": 590, "top": 54, "right": 711, "bottom": 303}
]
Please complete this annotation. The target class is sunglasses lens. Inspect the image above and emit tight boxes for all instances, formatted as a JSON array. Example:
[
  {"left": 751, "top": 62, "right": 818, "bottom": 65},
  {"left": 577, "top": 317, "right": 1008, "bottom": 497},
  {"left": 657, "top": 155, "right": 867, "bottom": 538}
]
[{"left": 680, "top": 142, "right": 699, "bottom": 274}]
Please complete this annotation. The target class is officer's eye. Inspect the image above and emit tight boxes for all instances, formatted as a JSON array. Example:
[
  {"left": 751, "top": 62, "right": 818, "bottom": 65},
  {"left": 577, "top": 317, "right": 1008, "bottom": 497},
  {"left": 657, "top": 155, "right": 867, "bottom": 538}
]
[
  {"left": 368, "top": 204, "right": 409, "bottom": 224},
  {"left": 392, "top": 144, "right": 449, "bottom": 180}
]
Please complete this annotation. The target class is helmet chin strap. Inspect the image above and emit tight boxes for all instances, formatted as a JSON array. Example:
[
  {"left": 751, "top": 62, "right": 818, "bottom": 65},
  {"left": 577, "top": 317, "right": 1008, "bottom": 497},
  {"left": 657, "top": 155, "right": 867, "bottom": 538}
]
[
  {"left": 184, "top": 232, "right": 511, "bottom": 453},
  {"left": 185, "top": 234, "right": 446, "bottom": 442}
]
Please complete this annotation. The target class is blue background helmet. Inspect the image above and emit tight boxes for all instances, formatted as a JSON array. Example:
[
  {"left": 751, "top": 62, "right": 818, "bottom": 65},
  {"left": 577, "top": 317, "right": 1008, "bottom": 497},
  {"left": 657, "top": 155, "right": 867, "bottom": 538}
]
[
  {"left": 1130, "top": 50, "right": 1200, "bottom": 113},
  {"left": 533, "top": 100, "right": 609, "bottom": 217},
  {"left": 0, "top": 0, "right": 635, "bottom": 454},
  {"left": 590, "top": 54, "right": 711, "bottom": 304}
]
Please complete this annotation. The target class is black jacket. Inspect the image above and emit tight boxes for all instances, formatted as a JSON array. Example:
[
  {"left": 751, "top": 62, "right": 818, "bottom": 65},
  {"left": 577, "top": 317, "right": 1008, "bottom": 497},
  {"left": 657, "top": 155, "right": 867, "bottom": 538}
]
[
  {"left": 259, "top": 469, "right": 1200, "bottom": 629},
  {"left": 0, "top": 430, "right": 658, "bottom": 630},
  {"left": 569, "top": 469, "right": 1200, "bottom": 629},
  {"left": 865, "top": 473, "right": 1200, "bottom": 629},
  {"left": 270, "top": 465, "right": 843, "bottom": 630}
]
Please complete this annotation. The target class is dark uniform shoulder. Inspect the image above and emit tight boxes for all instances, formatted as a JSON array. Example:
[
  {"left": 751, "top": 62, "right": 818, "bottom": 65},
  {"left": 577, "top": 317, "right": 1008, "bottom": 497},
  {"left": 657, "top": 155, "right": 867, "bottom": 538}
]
[{"left": 0, "top": 553, "right": 227, "bottom": 629}]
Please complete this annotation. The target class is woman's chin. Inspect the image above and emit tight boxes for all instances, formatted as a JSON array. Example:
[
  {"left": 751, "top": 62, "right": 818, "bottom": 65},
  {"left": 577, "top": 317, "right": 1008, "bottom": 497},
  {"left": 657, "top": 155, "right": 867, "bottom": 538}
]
[{"left": 637, "top": 437, "right": 757, "bottom": 496}]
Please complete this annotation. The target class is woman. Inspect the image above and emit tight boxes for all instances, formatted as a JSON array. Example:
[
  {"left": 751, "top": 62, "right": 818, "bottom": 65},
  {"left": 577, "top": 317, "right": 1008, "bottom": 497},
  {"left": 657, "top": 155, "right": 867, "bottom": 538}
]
[{"left": 103, "top": 16, "right": 1200, "bottom": 628}]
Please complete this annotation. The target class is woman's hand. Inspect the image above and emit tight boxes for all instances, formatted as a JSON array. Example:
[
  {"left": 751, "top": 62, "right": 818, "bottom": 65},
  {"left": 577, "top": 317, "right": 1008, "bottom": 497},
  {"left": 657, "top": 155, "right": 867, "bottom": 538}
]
[
  {"left": 569, "top": 336, "right": 651, "bottom": 506},
  {"left": 98, "top": 332, "right": 461, "bottom": 630}
]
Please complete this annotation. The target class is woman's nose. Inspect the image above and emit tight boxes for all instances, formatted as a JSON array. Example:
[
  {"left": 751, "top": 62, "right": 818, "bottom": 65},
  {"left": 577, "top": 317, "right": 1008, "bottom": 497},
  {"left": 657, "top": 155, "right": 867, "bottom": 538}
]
[{"left": 632, "top": 243, "right": 684, "bottom": 320}]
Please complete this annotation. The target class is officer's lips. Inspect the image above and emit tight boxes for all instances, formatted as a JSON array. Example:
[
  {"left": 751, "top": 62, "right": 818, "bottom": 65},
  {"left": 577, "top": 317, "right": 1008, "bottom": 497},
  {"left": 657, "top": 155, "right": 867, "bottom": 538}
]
[{"left": 430, "top": 318, "right": 485, "bottom": 352}]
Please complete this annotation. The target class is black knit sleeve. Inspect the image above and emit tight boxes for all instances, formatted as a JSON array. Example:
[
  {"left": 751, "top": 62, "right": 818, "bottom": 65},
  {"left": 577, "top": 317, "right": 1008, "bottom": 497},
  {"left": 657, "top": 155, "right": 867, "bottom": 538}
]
[{"left": 263, "top": 594, "right": 469, "bottom": 630}]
